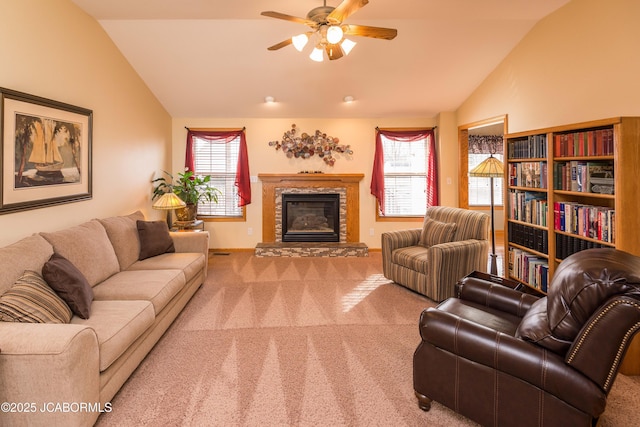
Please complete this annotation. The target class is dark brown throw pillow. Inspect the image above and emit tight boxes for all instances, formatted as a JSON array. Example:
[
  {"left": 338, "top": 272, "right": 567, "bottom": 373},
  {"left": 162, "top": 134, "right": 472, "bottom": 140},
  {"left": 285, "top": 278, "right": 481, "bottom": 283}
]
[
  {"left": 137, "top": 220, "right": 175, "bottom": 260},
  {"left": 42, "top": 253, "right": 94, "bottom": 319}
]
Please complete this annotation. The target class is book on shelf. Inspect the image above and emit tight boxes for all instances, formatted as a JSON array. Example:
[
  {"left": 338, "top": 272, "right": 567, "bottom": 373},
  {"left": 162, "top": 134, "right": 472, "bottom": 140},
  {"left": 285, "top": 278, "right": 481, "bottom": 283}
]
[
  {"left": 508, "top": 134, "right": 547, "bottom": 159},
  {"left": 586, "top": 162, "right": 614, "bottom": 195},
  {"left": 555, "top": 233, "right": 610, "bottom": 260},
  {"left": 553, "top": 128, "right": 614, "bottom": 157},
  {"left": 508, "top": 247, "right": 549, "bottom": 292},
  {"left": 553, "top": 160, "right": 614, "bottom": 194},
  {"left": 509, "top": 161, "right": 547, "bottom": 189},
  {"left": 508, "top": 222, "right": 548, "bottom": 254},
  {"left": 553, "top": 201, "right": 615, "bottom": 243},
  {"left": 508, "top": 190, "right": 548, "bottom": 226}
]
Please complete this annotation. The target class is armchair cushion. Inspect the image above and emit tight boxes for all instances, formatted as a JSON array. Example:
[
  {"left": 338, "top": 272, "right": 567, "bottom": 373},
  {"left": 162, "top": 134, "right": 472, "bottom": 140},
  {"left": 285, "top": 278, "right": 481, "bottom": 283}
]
[
  {"left": 392, "top": 246, "right": 430, "bottom": 274},
  {"left": 419, "top": 218, "right": 457, "bottom": 248}
]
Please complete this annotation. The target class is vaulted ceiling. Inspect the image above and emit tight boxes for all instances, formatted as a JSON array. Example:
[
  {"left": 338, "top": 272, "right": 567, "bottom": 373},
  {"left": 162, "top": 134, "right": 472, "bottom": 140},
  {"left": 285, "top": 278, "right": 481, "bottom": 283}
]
[{"left": 71, "top": 0, "right": 570, "bottom": 118}]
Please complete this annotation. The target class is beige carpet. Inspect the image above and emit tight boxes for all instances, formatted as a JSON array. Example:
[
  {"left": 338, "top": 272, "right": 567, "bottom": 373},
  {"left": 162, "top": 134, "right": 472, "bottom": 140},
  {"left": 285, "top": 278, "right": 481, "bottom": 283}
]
[{"left": 96, "top": 253, "right": 640, "bottom": 426}]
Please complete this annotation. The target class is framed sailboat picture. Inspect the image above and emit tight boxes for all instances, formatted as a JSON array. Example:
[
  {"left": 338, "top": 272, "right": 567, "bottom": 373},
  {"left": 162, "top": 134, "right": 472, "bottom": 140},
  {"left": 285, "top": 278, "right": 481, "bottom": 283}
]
[{"left": 0, "top": 88, "right": 92, "bottom": 214}]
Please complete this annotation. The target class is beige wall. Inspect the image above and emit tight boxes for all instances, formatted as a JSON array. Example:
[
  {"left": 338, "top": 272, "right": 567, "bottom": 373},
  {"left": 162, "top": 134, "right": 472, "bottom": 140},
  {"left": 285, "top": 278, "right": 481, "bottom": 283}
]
[
  {"left": 0, "top": 0, "right": 171, "bottom": 247},
  {"left": 172, "top": 117, "right": 453, "bottom": 249},
  {"left": 457, "top": 0, "right": 640, "bottom": 132},
  {"left": 172, "top": 117, "right": 457, "bottom": 249}
]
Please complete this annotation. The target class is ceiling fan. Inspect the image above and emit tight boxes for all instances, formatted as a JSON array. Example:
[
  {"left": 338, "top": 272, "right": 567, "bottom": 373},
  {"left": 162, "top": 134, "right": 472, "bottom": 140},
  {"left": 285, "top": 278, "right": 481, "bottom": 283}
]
[{"left": 261, "top": 0, "right": 398, "bottom": 61}]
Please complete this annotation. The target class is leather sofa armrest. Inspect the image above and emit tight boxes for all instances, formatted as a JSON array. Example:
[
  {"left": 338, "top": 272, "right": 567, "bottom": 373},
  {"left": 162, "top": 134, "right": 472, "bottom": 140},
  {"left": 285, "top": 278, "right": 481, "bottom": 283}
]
[
  {"left": 566, "top": 295, "right": 640, "bottom": 391},
  {"left": 419, "top": 308, "right": 606, "bottom": 415},
  {"left": 0, "top": 323, "right": 101, "bottom": 426},
  {"left": 456, "top": 276, "right": 540, "bottom": 318}
]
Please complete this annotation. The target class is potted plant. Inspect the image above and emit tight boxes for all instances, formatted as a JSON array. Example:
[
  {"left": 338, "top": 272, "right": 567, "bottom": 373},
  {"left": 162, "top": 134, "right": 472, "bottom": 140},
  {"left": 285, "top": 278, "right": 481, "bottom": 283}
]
[{"left": 152, "top": 170, "right": 221, "bottom": 222}]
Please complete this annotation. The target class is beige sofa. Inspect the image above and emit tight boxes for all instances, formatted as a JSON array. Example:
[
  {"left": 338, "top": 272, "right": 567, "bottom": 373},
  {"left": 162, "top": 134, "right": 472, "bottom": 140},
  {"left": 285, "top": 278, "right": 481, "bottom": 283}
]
[{"left": 0, "top": 211, "right": 209, "bottom": 426}]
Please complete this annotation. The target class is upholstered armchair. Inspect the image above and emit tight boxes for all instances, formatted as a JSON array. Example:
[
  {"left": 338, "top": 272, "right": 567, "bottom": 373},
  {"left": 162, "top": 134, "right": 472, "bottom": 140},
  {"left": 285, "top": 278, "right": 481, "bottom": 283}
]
[
  {"left": 381, "top": 206, "right": 490, "bottom": 302},
  {"left": 413, "top": 248, "right": 640, "bottom": 427}
]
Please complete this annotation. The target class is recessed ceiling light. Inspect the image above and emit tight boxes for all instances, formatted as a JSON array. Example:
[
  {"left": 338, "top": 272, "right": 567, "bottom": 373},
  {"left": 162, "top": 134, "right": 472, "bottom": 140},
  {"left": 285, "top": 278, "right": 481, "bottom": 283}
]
[
  {"left": 264, "top": 96, "right": 275, "bottom": 103},
  {"left": 343, "top": 95, "right": 355, "bottom": 103}
]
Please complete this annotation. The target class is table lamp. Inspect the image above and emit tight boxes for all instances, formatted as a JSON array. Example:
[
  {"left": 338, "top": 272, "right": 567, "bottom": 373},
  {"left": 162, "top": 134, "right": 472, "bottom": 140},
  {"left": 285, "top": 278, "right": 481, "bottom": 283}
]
[{"left": 152, "top": 192, "right": 186, "bottom": 228}]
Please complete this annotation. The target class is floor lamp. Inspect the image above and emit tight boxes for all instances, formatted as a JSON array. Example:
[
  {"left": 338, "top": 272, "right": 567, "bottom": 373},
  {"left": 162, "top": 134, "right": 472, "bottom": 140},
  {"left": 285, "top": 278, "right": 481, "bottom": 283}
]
[
  {"left": 469, "top": 154, "right": 504, "bottom": 275},
  {"left": 152, "top": 192, "right": 186, "bottom": 229}
]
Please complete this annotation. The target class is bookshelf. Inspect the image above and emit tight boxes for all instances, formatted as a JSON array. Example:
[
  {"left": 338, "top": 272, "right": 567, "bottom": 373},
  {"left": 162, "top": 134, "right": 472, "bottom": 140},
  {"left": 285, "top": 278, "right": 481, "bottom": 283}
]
[{"left": 504, "top": 117, "right": 640, "bottom": 374}]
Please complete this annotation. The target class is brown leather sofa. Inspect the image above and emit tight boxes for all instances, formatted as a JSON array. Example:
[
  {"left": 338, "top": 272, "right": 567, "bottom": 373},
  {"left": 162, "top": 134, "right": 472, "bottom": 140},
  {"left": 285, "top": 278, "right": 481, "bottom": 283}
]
[{"left": 413, "top": 248, "right": 640, "bottom": 426}]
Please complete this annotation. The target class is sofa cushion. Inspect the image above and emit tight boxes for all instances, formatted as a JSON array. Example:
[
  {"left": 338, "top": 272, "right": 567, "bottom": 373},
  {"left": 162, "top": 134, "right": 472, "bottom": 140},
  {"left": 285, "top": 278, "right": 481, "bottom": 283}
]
[
  {"left": 0, "top": 234, "right": 53, "bottom": 295},
  {"left": 42, "top": 253, "right": 94, "bottom": 319},
  {"left": 137, "top": 220, "right": 175, "bottom": 260},
  {"left": 0, "top": 270, "right": 72, "bottom": 324},
  {"left": 392, "top": 246, "right": 430, "bottom": 274},
  {"left": 99, "top": 211, "right": 145, "bottom": 271},
  {"left": 92, "top": 270, "right": 185, "bottom": 315},
  {"left": 128, "top": 252, "right": 206, "bottom": 284},
  {"left": 71, "top": 300, "right": 154, "bottom": 371},
  {"left": 419, "top": 217, "right": 457, "bottom": 248},
  {"left": 41, "top": 220, "right": 120, "bottom": 287},
  {"left": 516, "top": 297, "right": 572, "bottom": 354}
]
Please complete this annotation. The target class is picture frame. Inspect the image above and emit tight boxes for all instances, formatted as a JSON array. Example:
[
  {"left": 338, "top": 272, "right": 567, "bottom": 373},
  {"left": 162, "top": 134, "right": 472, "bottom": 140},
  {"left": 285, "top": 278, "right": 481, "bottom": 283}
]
[{"left": 0, "top": 87, "right": 92, "bottom": 214}]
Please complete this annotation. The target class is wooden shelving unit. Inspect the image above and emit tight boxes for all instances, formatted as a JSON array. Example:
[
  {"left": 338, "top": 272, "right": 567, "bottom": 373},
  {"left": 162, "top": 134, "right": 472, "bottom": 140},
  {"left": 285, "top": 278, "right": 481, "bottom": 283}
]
[{"left": 504, "top": 117, "right": 640, "bottom": 374}]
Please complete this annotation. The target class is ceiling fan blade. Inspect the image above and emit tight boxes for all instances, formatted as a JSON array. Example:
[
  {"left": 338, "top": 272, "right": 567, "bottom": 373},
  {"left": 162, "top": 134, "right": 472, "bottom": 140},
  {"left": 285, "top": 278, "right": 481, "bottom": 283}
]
[
  {"left": 325, "top": 44, "right": 344, "bottom": 60},
  {"left": 327, "top": 0, "right": 369, "bottom": 24},
  {"left": 344, "top": 24, "right": 397, "bottom": 40},
  {"left": 261, "top": 11, "right": 315, "bottom": 26},
  {"left": 267, "top": 39, "right": 293, "bottom": 51}
]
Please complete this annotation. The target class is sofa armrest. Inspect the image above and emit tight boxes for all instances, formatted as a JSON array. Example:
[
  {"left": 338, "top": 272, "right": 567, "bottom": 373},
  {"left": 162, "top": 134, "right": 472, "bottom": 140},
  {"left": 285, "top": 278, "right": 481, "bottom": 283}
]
[
  {"left": 170, "top": 230, "right": 209, "bottom": 254},
  {"left": 418, "top": 308, "right": 606, "bottom": 416},
  {"left": 381, "top": 229, "right": 422, "bottom": 279},
  {"left": 456, "top": 276, "right": 540, "bottom": 317},
  {"left": 0, "top": 323, "right": 101, "bottom": 426},
  {"left": 381, "top": 229, "right": 421, "bottom": 253},
  {"left": 426, "top": 239, "right": 489, "bottom": 301},
  {"left": 566, "top": 296, "right": 640, "bottom": 391},
  {"left": 170, "top": 231, "right": 210, "bottom": 275}
]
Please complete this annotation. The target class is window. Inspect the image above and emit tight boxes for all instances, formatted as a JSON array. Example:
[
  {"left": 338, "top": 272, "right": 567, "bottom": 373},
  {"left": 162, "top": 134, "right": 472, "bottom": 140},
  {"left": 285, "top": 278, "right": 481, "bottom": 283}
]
[
  {"left": 371, "top": 129, "right": 437, "bottom": 218},
  {"left": 468, "top": 135, "right": 503, "bottom": 207},
  {"left": 185, "top": 129, "right": 251, "bottom": 220}
]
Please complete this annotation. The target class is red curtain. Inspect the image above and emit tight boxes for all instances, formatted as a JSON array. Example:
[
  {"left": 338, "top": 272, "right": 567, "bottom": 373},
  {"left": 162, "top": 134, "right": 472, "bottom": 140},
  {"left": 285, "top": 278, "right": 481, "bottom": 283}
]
[
  {"left": 185, "top": 129, "right": 251, "bottom": 207},
  {"left": 370, "top": 128, "right": 438, "bottom": 215}
]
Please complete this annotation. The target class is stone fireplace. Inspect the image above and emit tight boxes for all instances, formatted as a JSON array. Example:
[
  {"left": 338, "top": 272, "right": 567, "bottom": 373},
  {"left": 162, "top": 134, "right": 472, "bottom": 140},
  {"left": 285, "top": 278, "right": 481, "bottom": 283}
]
[{"left": 256, "top": 173, "right": 367, "bottom": 256}]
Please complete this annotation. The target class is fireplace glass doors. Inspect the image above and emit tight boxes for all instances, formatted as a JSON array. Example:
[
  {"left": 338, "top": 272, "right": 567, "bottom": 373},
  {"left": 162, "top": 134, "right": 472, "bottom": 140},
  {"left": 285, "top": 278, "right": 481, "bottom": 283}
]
[{"left": 282, "top": 193, "right": 340, "bottom": 242}]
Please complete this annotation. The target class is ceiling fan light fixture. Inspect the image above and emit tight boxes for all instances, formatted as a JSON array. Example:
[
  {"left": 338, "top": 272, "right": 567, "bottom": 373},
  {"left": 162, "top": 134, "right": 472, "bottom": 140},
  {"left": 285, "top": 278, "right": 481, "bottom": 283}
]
[
  {"left": 309, "top": 46, "right": 324, "bottom": 62},
  {"left": 292, "top": 33, "right": 309, "bottom": 52},
  {"left": 326, "top": 25, "right": 344, "bottom": 44},
  {"left": 340, "top": 38, "right": 356, "bottom": 55}
]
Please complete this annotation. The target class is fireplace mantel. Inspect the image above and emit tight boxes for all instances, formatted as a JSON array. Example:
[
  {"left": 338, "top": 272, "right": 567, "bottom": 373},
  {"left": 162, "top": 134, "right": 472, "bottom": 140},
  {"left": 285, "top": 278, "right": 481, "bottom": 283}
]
[{"left": 258, "top": 173, "right": 364, "bottom": 243}]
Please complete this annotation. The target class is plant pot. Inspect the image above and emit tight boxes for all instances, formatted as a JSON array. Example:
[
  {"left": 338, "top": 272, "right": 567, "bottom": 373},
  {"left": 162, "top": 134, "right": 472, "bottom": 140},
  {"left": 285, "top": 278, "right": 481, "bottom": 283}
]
[{"left": 175, "top": 203, "right": 197, "bottom": 222}]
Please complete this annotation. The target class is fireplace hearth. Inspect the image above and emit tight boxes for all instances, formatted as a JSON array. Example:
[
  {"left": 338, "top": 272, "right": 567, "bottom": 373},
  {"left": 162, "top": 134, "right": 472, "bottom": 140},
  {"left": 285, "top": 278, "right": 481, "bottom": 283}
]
[{"left": 282, "top": 193, "right": 340, "bottom": 242}]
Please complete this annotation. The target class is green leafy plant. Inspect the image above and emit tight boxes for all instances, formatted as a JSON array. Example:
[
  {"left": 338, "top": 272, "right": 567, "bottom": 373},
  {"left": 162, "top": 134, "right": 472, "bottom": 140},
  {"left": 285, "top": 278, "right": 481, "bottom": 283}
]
[{"left": 152, "top": 170, "right": 221, "bottom": 205}]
